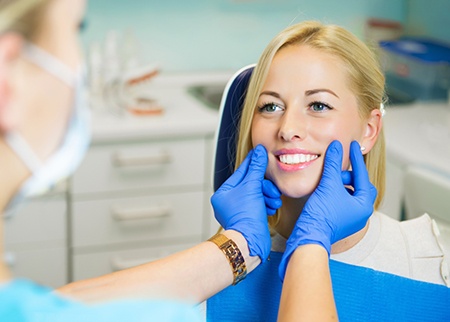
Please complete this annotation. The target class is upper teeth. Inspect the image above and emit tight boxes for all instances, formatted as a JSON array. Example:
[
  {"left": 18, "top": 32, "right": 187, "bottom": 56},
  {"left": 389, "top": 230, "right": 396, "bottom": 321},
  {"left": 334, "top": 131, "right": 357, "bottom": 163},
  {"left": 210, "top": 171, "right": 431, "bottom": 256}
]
[{"left": 279, "top": 154, "right": 318, "bottom": 165}]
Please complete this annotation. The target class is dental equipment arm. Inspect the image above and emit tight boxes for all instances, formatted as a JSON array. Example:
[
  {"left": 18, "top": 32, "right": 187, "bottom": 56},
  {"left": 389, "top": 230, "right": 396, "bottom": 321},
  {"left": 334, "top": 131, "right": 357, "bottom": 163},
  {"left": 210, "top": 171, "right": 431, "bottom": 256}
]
[
  {"left": 57, "top": 146, "right": 281, "bottom": 305},
  {"left": 278, "top": 140, "right": 377, "bottom": 322}
]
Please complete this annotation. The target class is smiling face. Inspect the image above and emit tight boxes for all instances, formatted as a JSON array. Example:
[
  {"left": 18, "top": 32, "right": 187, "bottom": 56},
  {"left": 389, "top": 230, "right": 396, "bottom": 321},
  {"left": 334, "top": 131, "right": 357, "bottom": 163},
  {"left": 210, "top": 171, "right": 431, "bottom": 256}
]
[{"left": 251, "top": 44, "right": 367, "bottom": 198}]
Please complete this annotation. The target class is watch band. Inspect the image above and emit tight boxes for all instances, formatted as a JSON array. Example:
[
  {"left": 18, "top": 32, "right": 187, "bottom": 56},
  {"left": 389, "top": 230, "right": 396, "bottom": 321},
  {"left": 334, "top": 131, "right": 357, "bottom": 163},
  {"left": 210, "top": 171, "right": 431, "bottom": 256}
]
[{"left": 208, "top": 233, "right": 247, "bottom": 285}]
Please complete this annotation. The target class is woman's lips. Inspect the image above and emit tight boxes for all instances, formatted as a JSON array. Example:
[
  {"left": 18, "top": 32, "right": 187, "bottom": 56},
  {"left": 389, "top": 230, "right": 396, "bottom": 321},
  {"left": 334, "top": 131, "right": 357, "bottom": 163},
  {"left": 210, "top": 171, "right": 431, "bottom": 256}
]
[{"left": 274, "top": 149, "right": 320, "bottom": 172}]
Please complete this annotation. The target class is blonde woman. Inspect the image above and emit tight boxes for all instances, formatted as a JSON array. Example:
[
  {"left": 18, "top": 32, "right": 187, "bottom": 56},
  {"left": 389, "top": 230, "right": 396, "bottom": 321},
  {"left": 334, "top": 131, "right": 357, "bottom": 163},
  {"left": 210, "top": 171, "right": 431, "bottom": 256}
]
[
  {"left": 234, "top": 21, "right": 449, "bottom": 286},
  {"left": 207, "top": 20, "right": 450, "bottom": 322}
]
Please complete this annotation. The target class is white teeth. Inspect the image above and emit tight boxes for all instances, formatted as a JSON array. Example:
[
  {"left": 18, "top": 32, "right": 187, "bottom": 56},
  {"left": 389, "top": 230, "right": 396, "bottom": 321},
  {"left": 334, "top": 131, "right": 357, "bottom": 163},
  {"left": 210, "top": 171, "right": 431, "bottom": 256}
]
[{"left": 279, "top": 154, "right": 318, "bottom": 165}]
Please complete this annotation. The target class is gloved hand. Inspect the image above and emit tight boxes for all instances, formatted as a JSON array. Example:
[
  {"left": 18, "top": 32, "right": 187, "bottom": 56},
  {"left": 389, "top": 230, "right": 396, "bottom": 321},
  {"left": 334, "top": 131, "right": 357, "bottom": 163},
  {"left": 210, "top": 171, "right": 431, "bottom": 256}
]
[
  {"left": 278, "top": 140, "right": 377, "bottom": 280},
  {"left": 211, "top": 144, "right": 282, "bottom": 263}
]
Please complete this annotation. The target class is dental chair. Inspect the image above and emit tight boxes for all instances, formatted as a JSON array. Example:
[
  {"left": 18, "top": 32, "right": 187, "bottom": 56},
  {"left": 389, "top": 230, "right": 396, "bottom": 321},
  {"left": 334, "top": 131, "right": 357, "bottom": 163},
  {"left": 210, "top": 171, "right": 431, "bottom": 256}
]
[
  {"left": 213, "top": 64, "right": 255, "bottom": 192},
  {"left": 208, "top": 66, "right": 450, "bottom": 322}
]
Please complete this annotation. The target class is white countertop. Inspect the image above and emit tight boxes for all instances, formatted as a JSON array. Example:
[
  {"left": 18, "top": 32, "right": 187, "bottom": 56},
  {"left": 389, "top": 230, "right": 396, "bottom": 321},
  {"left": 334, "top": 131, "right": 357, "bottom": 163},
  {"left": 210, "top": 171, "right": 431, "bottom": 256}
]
[
  {"left": 89, "top": 71, "right": 234, "bottom": 143},
  {"left": 384, "top": 102, "right": 450, "bottom": 174}
]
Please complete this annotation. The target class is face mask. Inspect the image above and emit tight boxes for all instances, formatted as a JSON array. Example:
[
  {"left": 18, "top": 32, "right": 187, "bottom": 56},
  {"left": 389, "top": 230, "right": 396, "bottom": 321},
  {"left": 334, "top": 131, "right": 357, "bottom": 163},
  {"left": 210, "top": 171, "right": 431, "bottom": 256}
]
[{"left": 4, "top": 42, "right": 91, "bottom": 217}]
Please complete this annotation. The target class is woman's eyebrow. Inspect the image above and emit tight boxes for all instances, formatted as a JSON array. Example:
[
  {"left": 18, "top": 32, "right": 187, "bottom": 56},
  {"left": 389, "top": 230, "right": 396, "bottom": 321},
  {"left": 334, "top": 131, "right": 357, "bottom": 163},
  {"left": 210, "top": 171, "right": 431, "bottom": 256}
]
[
  {"left": 259, "top": 91, "right": 281, "bottom": 98},
  {"left": 305, "top": 88, "right": 339, "bottom": 98}
]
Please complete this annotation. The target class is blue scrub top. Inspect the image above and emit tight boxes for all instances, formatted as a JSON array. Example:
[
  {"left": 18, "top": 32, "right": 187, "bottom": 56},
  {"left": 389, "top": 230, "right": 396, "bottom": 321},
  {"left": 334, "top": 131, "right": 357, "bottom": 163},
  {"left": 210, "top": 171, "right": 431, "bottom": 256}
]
[{"left": 0, "top": 279, "right": 202, "bottom": 322}]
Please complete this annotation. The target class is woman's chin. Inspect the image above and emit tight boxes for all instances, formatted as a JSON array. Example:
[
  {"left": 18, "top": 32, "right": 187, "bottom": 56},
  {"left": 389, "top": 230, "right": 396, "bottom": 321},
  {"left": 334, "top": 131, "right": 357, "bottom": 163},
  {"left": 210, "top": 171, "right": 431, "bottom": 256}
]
[
  {"left": 278, "top": 185, "right": 315, "bottom": 199},
  {"left": 268, "top": 171, "right": 321, "bottom": 200}
]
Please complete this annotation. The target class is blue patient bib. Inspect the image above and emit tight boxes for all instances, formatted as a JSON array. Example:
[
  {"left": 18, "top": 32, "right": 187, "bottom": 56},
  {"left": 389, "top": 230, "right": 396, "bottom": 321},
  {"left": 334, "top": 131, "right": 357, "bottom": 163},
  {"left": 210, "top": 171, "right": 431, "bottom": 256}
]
[{"left": 207, "top": 251, "right": 450, "bottom": 322}]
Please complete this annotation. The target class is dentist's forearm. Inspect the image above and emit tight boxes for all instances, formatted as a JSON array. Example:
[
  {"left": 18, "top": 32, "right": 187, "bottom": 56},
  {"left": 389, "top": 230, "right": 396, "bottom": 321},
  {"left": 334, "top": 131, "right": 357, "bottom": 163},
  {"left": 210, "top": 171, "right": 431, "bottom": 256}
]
[
  {"left": 57, "top": 230, "right": 260, "bottom": 304},
  {"left": 278, "top": 244, "right": 338, "bottom": 322}
]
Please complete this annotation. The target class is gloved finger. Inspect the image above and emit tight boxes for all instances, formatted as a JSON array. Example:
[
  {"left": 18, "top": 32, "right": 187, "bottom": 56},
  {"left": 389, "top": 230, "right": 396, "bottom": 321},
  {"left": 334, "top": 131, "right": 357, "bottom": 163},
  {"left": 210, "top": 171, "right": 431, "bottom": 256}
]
[
  {"left": 262, "top": 180, "right": 281, "bottom": 198},
  {"left": 266, "top": 206, "right": 278, "bottom": 216},
  {"left": 264, "top": 195, "right": 282, "bottom": 213},
  {"left": 222, "top": 149, "right": 253, "bottom": 188},
  {"left": 244, "top": 145, "right": 268, "bottom": 182},
  {"left": 321, "top": 140, "right": 343, "bottom": 181},
  {"left": 341, "top": 170, "right": 352, "bottom": 185},
  {"left": 348, "top": 141, "right": 371, "bottom": 196}
]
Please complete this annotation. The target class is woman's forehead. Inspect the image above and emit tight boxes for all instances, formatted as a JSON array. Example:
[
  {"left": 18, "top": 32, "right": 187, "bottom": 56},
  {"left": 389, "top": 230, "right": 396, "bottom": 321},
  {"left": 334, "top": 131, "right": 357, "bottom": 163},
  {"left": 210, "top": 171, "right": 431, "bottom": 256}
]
[{"left": 264, "top": 45, "right": 352, "bottom": 95}]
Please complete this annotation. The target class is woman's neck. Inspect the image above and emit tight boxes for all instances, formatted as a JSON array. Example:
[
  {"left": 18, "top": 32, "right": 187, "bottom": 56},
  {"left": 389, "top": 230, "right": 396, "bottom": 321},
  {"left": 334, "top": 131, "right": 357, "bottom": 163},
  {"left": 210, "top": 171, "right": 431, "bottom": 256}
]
[
  {"left": 274, "top": 196, "right": 370, "bottom": 254},
  {"left": 274, "top": 196, "right": 307, "bottom": 238}
]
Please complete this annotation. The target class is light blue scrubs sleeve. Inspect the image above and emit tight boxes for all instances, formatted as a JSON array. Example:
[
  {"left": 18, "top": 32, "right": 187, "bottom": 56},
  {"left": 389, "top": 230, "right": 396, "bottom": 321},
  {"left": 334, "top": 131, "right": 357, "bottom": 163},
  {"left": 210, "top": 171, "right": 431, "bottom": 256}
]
[{"left": 0, "top": 279, "right": 202, "bottom": 322}]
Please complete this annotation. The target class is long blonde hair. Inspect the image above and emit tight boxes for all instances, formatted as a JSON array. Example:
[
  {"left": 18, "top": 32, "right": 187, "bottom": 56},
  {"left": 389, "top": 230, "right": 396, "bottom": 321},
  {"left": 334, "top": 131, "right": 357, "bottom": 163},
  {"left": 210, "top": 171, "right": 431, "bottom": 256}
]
[
  {"left": 235, "top": 21, "right": 386, "bottom": 227},
  {"left": 0, "top": 0, "right": 51, "bottom": 38}
]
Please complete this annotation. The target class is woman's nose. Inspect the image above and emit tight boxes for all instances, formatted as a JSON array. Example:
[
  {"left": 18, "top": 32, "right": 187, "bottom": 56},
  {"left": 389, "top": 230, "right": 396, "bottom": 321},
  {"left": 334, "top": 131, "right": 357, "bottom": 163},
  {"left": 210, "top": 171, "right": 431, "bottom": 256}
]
[{"left": 278, "top": 108, "right": 307, "bottom": 142}]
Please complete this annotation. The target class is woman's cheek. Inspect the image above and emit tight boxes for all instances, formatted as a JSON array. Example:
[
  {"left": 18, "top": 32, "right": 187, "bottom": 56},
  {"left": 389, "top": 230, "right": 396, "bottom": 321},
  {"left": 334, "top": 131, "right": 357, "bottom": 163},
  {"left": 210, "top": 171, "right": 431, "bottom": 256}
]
[
  {"left": 326, "top": 138, "right": 353, "bottom": 170},
  {"left": 265, "top": 157, "right": 277, "bottom": 181},
  {"left": 342, "top": 152, "right": 351, "bottom": 170},
  {"left": 341, "top": 143, "right": 356, "bottom": 170}
]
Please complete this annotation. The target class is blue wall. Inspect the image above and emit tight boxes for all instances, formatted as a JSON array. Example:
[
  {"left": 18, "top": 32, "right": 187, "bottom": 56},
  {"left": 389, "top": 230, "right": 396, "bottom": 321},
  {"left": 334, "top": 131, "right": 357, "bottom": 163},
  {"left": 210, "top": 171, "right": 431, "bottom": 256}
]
[
  {"left": 405, "top": 0, "right": 450, "bottom": 44},
  {"left": 83, "top": 0, "right": 406, "bottom": 72}
]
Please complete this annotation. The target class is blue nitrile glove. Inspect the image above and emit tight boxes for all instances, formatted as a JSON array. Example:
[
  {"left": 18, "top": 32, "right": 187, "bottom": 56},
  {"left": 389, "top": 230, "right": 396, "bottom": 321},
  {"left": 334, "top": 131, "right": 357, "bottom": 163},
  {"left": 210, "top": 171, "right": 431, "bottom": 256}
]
[
  {"left": 278, "top": 140, "right": 377, "bottom": 280},
  {"left": 211, "top": 144, "right": 282, "bottom": 263},
  {"left": 263, "top": 179, "right": 282, "bottom": 215}
]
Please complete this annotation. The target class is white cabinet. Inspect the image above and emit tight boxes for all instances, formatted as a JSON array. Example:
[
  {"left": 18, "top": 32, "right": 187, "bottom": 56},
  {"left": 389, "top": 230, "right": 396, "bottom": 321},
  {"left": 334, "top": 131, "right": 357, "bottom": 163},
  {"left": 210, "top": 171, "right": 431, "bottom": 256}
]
[
  {"left": 383, "top": 103, "right": 450, "bottom": 223},
  {"left": 66, "top": 72, "right": 224, "bottom": 282},
  {"left": 72, "top": 191, "right": 204, "bottom": 248},
  {"left": 72, "top": 139, "right": 206, "bottom": 195},
  {"left": 4, "top": 192, "right": 68, "bottom": 288},
  {"left": 70, "top": 136, "right": 215, "bottom": 281},
  {"left": 72, "top": 241, "right": 198, "bottom": 281},
  {"left": 378, "top": 156, "right": 405, "bottom": 220}
]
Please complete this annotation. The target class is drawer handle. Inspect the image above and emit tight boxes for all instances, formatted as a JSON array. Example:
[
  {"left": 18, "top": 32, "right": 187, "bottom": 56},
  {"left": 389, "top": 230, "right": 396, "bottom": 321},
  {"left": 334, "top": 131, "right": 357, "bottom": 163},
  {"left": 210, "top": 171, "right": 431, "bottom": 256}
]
[
  {"left": 111, "top": 203, "right": 172, "bottom": 221},
  {"left": 111, "top": 255, "right": 164, "bottom": 271},
  {"left": 111, "top": 151, "right": 172, "bottom": 168}
]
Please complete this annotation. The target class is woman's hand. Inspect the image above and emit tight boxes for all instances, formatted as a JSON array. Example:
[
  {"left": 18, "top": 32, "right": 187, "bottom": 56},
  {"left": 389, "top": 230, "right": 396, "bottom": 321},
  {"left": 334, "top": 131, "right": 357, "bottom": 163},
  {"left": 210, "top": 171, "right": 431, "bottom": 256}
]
[
  {"left": 211, "top": 145, "right": 282, "bottom": 263},
  {"left": 279, "top": 140, "right": 377, "bottom": 280}
]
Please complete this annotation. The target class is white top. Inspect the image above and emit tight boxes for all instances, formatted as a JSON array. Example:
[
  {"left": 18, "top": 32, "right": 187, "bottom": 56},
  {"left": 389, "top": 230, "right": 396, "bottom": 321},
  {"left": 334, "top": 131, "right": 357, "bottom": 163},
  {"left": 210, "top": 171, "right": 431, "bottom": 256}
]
[{"left": 272, "top": 212, "right": 450, "bottom": 287}]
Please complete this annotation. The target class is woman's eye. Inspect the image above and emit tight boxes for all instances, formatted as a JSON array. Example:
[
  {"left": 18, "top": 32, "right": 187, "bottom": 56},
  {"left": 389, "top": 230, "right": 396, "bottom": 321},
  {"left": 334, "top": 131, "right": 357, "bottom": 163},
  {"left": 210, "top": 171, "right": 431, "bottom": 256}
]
[
  {"left": 309, "top": 101, "right": 332, "bottom": 112},
  {"left": 258, "top": 103, "right": 283, "bottom": 113}
]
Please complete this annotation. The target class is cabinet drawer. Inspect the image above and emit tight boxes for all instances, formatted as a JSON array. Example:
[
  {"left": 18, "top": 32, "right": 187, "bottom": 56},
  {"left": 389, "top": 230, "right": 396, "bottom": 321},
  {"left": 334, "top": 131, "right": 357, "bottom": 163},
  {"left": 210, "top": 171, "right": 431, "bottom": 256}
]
[
  {"left": 4, "top": 195, "right": 66, "bottom": 246},
  {"left": 72, "top": 138, "right": 206, "bottom": 195},
  {"left": 4, "top": 246, "right": 67, "bottom": 288},
  {"left": 72, "top": 242, "right": 197, "bottom": 281},
  {"left": 72, "top": 191, "right": 203, "bottom": 247}
]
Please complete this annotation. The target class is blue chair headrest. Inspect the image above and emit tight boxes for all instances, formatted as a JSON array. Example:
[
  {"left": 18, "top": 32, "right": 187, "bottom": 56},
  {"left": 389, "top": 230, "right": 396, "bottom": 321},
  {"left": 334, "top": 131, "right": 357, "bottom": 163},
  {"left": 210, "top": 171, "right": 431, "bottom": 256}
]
[{"left": 213, "top": 65, "right": 255, "bottom": 191}]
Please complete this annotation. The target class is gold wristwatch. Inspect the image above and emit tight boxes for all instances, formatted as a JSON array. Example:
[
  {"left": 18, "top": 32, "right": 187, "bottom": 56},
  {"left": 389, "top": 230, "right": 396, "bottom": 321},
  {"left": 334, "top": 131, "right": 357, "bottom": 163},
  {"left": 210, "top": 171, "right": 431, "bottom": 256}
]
[{"left": 208, "top": 233, "right": 247, "bottom": 285}]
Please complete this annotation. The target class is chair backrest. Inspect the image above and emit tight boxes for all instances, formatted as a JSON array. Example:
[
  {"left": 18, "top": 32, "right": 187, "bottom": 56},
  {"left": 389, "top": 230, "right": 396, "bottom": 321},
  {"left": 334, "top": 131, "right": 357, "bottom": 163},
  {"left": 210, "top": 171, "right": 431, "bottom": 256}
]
[{"left": 213, "top": 64, "right": 255, "bottom": 191}]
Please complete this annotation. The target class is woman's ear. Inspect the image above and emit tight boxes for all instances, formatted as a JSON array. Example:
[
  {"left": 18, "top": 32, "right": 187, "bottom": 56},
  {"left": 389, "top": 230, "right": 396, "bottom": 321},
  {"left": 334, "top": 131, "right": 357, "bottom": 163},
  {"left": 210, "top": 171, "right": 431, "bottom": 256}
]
[
  {"left": 0, "top": 32, "right": 23, "bottom": 133},
  {"left": 361, "top": 108, "right": 382, "bottom": 155}
]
